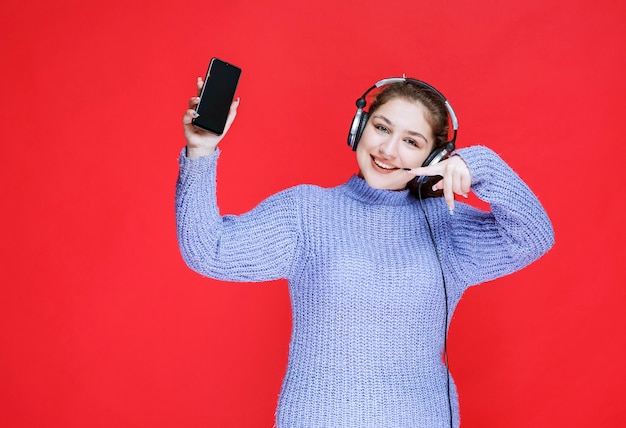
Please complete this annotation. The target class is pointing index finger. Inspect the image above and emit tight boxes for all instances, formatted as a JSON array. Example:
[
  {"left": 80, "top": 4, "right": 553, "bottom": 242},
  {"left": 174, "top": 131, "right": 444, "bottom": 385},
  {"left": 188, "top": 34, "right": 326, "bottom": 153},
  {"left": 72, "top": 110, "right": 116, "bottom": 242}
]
[{"left": 403, "top": 165, "right": 439, "bottom": 176}]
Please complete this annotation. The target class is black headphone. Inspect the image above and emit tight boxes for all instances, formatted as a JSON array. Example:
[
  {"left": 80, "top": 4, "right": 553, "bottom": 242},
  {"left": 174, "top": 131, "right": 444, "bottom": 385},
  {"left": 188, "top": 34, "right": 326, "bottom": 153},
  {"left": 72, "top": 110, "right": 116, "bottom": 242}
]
[{"left": 347, "top": 77, "right": 459, "bottom": 183}]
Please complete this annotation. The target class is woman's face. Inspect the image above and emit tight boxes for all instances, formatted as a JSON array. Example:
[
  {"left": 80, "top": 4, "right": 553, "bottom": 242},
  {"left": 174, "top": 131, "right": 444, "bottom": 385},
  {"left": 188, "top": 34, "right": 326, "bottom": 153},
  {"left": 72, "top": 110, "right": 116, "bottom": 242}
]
[{"left": 356, "top": 97, "right": 435, "bottom": 191}]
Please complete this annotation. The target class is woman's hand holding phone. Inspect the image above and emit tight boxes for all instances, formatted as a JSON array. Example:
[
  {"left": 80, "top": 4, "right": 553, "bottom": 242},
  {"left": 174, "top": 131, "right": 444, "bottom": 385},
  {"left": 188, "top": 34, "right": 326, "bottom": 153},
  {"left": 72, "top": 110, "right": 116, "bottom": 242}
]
[{"left": 183, "top": 77, "right": 240, "bottom": 159}]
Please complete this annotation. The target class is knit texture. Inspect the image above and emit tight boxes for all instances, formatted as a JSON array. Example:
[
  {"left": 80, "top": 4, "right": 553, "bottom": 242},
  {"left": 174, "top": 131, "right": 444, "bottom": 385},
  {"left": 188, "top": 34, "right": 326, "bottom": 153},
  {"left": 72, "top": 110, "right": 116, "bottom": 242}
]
[{"left": 175, "top": 145, "right": 554, "bottom": 428}]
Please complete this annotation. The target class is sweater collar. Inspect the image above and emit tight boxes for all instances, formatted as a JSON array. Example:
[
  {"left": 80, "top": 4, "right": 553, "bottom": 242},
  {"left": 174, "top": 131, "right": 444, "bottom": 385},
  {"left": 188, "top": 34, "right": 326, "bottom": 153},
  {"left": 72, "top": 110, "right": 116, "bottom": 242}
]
[{"left": 342, "top": 175, "right": 414, "bottom": 206}]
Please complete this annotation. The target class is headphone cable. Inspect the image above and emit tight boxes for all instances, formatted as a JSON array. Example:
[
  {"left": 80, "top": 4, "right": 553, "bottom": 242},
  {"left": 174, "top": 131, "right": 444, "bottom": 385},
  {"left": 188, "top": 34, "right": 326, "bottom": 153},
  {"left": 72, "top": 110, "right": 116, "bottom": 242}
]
[{"left": 417, "top": 182, "right": 454, "bottom": 428}]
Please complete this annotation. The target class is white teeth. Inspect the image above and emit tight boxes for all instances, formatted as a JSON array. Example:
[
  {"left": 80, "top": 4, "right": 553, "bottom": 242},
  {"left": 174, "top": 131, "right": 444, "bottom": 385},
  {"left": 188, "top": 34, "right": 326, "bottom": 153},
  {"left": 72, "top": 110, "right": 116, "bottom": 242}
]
[{"left": 373, "top": 157, "right": 397, "bottom": 170}]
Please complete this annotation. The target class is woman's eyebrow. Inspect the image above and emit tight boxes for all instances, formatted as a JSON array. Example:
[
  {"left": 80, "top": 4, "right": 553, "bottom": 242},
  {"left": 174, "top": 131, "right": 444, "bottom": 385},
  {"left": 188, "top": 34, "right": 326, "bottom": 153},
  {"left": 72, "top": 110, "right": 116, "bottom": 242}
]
[{"left": 372, "top": 114, "right": 429, "bottom": 144}]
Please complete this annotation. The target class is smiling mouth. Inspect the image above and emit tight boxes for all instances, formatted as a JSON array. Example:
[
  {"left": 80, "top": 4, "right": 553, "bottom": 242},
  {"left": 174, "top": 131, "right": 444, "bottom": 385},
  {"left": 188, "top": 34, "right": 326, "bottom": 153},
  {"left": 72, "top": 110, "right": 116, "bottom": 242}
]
[{"left": 372, "top": 156, "right": 399, "bottom": 171}]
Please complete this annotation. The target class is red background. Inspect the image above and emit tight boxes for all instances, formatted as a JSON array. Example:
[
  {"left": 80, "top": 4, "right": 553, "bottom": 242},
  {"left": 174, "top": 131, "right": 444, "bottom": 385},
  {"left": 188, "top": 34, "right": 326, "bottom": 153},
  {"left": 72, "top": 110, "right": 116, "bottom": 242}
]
[{"left": 1, "top": 0, "right": 625, "bottom": 426}]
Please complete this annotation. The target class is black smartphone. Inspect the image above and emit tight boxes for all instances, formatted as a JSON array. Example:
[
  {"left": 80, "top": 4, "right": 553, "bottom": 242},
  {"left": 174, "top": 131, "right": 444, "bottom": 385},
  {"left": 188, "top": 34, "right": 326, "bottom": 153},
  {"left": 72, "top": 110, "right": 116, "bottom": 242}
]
[{"left": 192, "top": 58, "right": 242, "bottom": 135}]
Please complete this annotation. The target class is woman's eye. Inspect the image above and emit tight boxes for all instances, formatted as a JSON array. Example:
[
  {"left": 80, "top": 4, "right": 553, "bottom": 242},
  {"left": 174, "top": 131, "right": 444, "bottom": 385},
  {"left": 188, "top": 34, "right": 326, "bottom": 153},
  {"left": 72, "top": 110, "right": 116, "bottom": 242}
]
[
  {"left": 405, "top": 139, "right": 419, "bottom": 147},
  {"left": 375, "top": 125, "right": 389, "bottom": 133}
]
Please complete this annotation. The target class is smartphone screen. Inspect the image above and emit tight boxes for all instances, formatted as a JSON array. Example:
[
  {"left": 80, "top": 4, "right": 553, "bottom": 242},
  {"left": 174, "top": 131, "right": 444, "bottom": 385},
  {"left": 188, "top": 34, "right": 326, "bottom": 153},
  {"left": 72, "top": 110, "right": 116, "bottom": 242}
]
[{"left": 192, "top": 58, "right": 241, "bottom": 135}]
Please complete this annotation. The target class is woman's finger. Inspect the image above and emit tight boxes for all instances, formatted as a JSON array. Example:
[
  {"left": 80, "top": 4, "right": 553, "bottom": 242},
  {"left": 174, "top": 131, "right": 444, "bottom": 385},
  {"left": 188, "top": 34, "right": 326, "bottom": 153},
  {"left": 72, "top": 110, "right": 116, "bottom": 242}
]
[
  {"left": 460, "top": 171, "right": 471, "bottom": 197},
  {"left": 182, "top": 108, "right": 201, "bottom": 126},
  {"left": 442, "top": 168, "right": 455, "bottom": 215},
  {"left": 450, "top": 156, "right": 471, "bottom": 197},
  {"left": 188, "top": 96, "right": 200, "bottom": 110},
  {"left": 431, "top": 178, "right": 444, "bottom": 191},
  {"left": 451, "top": 167, "right": 465, "bottom": 197},
  {"left": 197, "top": 77, "right": 203, "bottom": 96},
  {"left": 407, "top": 164, "right": 442, "bottom": 178}
]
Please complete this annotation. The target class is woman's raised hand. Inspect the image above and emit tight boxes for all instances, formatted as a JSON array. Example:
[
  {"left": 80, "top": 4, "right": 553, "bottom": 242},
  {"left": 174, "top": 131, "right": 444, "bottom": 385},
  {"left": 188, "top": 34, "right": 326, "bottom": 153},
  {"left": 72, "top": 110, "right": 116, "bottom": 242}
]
[{"left": 182, "top": 77, "right": 240, "bottom": 159}]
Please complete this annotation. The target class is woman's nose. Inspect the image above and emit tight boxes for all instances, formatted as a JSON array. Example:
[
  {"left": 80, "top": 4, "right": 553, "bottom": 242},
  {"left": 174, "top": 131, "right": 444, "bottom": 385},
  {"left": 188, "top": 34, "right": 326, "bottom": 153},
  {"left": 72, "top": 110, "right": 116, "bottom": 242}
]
[{"left": 379, "top": 137, "right": 399, "bottom": 158}]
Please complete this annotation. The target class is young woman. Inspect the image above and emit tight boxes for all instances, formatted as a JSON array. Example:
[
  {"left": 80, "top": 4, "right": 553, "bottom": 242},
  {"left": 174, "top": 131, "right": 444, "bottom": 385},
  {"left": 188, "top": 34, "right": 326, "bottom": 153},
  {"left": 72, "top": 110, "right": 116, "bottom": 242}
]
[{"left": 176, "top": 77, "right": 554, "bottom": 428}]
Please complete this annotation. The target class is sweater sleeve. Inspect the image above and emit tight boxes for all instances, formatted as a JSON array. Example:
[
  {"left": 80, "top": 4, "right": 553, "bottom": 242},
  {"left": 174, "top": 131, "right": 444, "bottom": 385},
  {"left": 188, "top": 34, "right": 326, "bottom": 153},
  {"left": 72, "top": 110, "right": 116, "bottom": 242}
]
[
  {"left": 175, "top": 148, "right": 303, "bottom": 282},
  {"left": 444, "top": 146, "right": 555, "bottom": 286}
]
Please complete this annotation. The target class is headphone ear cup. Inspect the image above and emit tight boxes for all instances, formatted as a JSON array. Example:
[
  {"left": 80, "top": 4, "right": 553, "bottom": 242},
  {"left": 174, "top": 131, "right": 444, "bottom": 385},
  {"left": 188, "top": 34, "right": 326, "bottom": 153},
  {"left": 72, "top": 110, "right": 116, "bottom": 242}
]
[
  {"left": 348, "top": 110, "right": 362, "bottom": 150},
  {"left": 352, "top": 111, "right": 369, "bottom": 151},
  {"left": 417, "top": 148, "right": 446, "bottom": 184},
  {"left": 347, "top": 110, "right": 369, "bottom": 151}
]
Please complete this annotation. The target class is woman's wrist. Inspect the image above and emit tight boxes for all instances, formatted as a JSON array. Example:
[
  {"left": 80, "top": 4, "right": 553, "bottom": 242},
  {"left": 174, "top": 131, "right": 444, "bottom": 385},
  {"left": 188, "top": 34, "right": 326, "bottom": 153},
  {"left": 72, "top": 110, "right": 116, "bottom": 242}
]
[{"left": 185, "top": 145, "right": 217, "bottom": 159}]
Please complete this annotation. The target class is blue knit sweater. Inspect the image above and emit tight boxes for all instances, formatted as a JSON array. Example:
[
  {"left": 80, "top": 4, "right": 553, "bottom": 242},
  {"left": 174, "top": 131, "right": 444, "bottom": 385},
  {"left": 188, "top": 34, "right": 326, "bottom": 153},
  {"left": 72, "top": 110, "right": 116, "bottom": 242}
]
[{"left": 175, "top": 145, "right": 554, "bottom": 428}]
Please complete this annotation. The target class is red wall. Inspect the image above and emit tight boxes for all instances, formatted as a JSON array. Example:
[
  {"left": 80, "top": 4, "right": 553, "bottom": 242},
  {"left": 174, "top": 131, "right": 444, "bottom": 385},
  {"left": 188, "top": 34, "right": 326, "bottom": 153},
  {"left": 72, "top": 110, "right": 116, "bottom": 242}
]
[{"left": 1, "top": 0, "right": 625, "bottom": 426}]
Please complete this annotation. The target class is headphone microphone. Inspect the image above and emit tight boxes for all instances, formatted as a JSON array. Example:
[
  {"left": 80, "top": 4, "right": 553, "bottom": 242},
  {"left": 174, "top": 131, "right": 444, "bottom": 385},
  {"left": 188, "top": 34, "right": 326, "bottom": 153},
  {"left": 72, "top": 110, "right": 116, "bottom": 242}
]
[{"left": 347, "top": 77, "right": 459, "bottom": 183}]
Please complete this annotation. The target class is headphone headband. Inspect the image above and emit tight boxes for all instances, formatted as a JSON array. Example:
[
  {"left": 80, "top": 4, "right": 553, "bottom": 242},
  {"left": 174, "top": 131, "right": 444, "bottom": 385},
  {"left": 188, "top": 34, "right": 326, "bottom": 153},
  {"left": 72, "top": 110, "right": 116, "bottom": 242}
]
[{"left": 357, "top": 77, "right": 458, "bottom": 134}]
